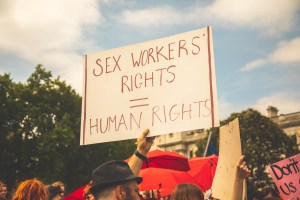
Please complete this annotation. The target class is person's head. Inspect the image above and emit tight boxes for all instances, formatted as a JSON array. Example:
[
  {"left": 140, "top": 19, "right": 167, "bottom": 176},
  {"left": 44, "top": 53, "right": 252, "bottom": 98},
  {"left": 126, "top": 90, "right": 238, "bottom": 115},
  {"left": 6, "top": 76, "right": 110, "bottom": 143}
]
[
  {"left": 51, "top": 181, "right": 65, "bottom": 193},
  {"left": 253, "top": 186, "right": 280, "bottom": 200},
  {"left": 94, "top": 180, "right": 140, "bottom": 200},
  {"left": 46, "top": 185, "right": 64, "bottom": 200},
  {"left": 90, "top": 160, "right": 143, "bottom": 200},
  {"left": 0, "top": 182, "right": 7, "bottom": 198},
  {"left": 85, "top": 192, "right": 95, "bottom": 200},
  {"left": 170, "top": 184, "right": 204, "bottom": 200},
  {"left": 12, "top": 178, "right": 48, "bottom": 200}
]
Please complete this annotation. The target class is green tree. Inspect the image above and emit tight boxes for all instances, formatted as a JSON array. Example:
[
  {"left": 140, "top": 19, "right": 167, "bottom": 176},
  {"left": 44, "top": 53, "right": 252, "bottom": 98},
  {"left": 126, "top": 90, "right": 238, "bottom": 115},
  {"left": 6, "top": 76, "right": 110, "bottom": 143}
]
[
  {"left": 196, "top": 108, "right": 299, "bottom": 196},
  {"left": 0, "top": 65, "right": 136, "bottom": 193}
]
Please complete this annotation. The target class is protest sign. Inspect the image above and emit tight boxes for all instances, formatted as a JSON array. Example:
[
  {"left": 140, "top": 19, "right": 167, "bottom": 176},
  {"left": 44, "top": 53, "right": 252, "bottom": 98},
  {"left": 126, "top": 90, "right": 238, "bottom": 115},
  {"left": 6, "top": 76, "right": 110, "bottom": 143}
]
[
  {"left": 80, "top": 26, "right": 219, "bottom": 145},
  {"left": 211, "top": 118, "right": 246, "bottom": 199},
  {"left": 267, "top": 153, "right": 300, "bottom": 200}
]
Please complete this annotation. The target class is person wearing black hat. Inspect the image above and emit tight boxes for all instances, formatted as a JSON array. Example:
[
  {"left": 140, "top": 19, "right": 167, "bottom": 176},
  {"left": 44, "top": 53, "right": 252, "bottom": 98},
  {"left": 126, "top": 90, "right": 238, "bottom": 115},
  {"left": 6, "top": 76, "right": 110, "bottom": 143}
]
[{"left": 90, "top": 129, "right": 154, "bottom": 200}]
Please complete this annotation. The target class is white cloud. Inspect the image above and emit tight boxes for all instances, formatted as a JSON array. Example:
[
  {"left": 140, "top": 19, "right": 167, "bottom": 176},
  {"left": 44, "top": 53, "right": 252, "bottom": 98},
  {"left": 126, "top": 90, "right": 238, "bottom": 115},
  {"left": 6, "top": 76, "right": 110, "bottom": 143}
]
[
  {"left": 252, "top": 92, "right": 300, "bottom": 116},
  {"left": 218, "top": 98, "right": 244, "bottom": 119},
  {"left": 218, "top": 99, "right": 233, "bottom": 119},
  {"left": 100, "top": 0, "right": 134, "bottom": 5},
  {"left": 241, "top": 37, "right": 300, "bottom": 71},
  {"left": 119, "top": 6, "right": 183, "bottom": 27},
  {"left": 240, "top": 59, "right": 267, "bottom": 71},
  {"left": 203, "top": 0, "right": 300, "bottom": 36},
  {"left": 117, "top": 0, "right": 300, "bottom": 36},
  {"left": 0, "top": 0, "right": 102, "bottom": 93},
  {"left": 217, "top": 92, "right": 300, "bottom": 119},
  {"left": 270, "top": 37, "right": 300, "bottom": 64}
]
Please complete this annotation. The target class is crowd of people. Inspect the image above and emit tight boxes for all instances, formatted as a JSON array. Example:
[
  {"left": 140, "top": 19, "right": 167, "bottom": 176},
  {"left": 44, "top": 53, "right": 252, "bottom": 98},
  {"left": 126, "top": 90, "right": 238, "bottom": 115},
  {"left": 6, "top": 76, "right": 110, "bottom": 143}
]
[{"left": 0, "top": 129, "right": 282, "bottom": 200}]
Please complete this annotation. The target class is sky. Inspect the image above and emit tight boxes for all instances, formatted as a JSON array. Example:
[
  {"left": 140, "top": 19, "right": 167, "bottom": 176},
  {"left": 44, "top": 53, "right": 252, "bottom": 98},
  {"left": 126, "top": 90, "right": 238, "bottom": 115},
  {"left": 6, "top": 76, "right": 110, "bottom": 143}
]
[{"left": 0, "top": 0, "right": 300, "bottom": 119}]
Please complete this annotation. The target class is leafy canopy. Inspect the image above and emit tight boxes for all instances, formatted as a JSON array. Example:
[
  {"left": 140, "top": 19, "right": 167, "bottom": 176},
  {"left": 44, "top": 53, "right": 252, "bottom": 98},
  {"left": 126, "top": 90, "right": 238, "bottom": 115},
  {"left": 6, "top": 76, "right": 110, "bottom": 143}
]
[{"left": 0, "top": 65, "right": 136, "bottom": 193}]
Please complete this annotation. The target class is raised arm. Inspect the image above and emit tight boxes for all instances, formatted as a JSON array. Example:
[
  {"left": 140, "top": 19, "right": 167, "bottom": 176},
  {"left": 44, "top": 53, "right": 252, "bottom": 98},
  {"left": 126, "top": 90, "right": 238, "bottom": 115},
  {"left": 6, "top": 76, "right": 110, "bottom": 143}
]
[
  {"left": 128, "top": 128, "right": 155, "bottom": 175},
  {"left": 231, "top": 155, "right": 249, "bottom": 200}
]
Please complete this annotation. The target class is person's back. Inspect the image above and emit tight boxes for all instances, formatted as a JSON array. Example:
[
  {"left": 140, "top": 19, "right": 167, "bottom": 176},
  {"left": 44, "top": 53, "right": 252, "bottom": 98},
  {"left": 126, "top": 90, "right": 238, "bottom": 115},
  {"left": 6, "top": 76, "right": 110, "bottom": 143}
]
[
  {"left": 12, "top": 178, "right": 48, "bottom": 200},
  {"left": 170, "top": 184, "right": 204, "bottom": 200}
]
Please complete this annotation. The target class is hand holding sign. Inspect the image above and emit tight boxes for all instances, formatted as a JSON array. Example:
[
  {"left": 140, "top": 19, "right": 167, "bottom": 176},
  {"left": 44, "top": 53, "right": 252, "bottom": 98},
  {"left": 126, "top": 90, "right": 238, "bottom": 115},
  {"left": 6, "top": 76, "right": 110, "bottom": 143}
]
[
  {"left": 136, "top": 128, "right": 155, "bottom": 156},
  {"left": 231, "top": 155, "right": 250, "bottom": 200},
  {"left": 235, "top": 155, "right": 250, "bottom": 181},
  {"left": 129, "top": 128, "right": 155, "bottom": 176}
]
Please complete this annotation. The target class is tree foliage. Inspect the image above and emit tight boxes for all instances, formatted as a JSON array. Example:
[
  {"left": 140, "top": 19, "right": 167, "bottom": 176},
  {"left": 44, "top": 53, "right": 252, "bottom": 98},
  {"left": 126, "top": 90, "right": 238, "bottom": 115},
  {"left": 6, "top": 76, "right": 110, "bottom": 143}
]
[
  {"left": 196, "top": 109, "right": 299, "bottom": 196},
  {"left": 0, "top": 65, "right": 136, "bottom": 193}
]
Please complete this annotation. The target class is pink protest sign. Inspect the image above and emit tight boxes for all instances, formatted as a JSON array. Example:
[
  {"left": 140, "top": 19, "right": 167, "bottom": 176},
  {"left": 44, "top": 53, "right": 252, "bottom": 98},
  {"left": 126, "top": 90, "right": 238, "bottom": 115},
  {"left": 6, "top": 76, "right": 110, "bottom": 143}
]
[{"left": 267, "top": 153, "right": 300, "bottom": 200}]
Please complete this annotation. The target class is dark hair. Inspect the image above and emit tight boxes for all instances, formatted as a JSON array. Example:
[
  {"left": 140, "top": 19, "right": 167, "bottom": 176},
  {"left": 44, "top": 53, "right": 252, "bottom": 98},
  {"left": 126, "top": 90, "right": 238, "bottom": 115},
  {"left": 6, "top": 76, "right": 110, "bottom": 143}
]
[
  {"left": 170, "top": 184, "right": 204, "bottom": 200},
  {"left": 254, "top": 186, "right": 280, "bottom": 200},
  {"left": 92, "top": 179, "right": 133, "bottom": 199}
]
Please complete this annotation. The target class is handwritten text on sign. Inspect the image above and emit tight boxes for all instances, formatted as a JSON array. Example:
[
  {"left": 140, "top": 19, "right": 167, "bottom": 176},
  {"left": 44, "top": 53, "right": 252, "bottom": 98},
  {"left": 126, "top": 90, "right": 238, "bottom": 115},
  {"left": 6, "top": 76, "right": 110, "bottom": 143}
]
[
  {"left": 267, "top": 153, "right": 300, "bottom": 200},
  {"left": 80, "top": 26, "right": 219, "bottom": 145}
]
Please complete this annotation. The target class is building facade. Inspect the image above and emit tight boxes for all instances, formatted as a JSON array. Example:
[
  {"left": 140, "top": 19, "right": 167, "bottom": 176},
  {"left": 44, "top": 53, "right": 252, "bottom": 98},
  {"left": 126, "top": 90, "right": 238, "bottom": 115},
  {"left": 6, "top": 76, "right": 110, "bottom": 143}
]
[
  {"left": 153, "top": 129, "right": 207, "bottom": 158},
  {"left": 153, "top": 106, "right": 300, "bottom": 157},
  {"left": 267, "top": 106, "right": 300, "bottom": 146}
]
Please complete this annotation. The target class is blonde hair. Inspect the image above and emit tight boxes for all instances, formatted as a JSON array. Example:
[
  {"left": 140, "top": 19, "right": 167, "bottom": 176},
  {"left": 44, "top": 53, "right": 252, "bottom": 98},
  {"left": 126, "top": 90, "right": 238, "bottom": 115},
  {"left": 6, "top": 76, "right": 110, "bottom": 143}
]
[
  {"left": 12, "top": 178, "right": 48, "bottom": 200},
  {"left": 51, "top": 181, "right": 64, "bottom": 188},
  {"left": 170, "top": 184, "right": 204, "bottom": 200}
]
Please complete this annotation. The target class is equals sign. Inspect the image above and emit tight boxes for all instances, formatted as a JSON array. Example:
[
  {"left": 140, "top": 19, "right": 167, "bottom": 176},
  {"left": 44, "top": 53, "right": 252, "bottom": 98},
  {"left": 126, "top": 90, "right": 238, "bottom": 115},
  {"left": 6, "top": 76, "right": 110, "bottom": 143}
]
[{"left": 130, "top": 97, "right": 149, "bottom": 108}]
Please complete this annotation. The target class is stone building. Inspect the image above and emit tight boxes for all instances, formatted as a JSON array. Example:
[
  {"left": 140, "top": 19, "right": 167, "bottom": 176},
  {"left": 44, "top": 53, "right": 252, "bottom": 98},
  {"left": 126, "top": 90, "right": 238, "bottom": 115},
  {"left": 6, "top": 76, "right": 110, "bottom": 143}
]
[
  {"left": 267, "top": 106, "right": 300, "bottom": 146},
  {"left": 153, "top": 129, "right": 207, "bottom": 158},
  {"left": 153, "top": 106, "right": 300, "bottom": 157}
]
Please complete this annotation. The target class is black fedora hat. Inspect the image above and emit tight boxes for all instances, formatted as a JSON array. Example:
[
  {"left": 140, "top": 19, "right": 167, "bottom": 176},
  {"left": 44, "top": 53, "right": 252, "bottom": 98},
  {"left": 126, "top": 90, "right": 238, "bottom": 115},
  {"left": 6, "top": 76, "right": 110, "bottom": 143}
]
[{"left": 90, "top": 160, "right": 143, "bottom": 194}]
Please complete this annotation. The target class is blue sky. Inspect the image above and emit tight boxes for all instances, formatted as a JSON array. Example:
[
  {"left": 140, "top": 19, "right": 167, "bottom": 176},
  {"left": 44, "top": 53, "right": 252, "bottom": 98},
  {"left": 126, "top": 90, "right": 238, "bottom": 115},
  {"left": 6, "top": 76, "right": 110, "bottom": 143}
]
[{"left": 0, "top": 0, "right": 299, "bottom": 119}]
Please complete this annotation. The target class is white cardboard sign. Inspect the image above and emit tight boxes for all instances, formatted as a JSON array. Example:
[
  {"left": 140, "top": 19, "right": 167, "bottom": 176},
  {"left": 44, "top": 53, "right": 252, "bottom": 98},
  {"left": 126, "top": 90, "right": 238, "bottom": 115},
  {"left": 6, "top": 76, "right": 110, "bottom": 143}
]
[{"left": 81, "top": 26, "right": 219, "bottom": 145}]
